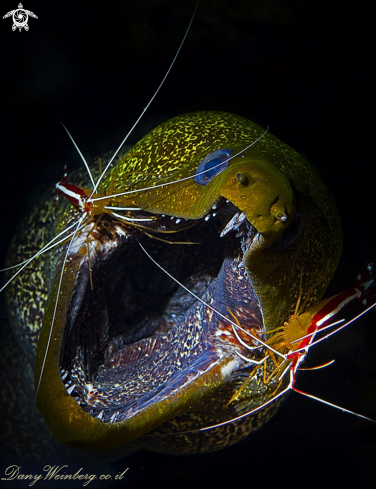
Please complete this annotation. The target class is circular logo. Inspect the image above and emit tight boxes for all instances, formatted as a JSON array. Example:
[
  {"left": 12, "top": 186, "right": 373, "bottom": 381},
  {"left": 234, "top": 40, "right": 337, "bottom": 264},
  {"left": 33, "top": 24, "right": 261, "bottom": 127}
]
[
  {"left": 3, "top": 3, "right": 38, "bottom": 32},
  {"left": 12, "top": 8, "right": 28, "bottom": 31}
]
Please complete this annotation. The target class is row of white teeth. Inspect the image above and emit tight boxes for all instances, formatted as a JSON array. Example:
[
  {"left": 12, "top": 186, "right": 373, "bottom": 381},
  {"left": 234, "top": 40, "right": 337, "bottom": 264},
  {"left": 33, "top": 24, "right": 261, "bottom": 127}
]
[
  {"left": 164, "top": 199, "right": 250, "bottom": 238},
  {"left": 60, "top": 368, "right": 120, "bottom": 423},
  {"left": 60, "top": 369, "right": 77, "bottom": 395},
  {"left": 205, "top": 201, "right": 251, "bottom": 238},
  {"left": 161, "top": 215, "right": 187, "bottom": 224},
  {"left": 162, "top": 201, "right": 222, "bottom": 225},
  {"left": 220, "top": 211, "right": 247, "bottom": 237},
  {"left": 160, "top": 201, "right": 251, "bottom": 240},
  {"left": 92, "top": 410, "right": 119, "bottom": 423},
  {"left": 204, "top": 202, "right": 221, "bottom": 222},
  {"left": 111, "top": 201, "right": 251, "bottom": 237}
]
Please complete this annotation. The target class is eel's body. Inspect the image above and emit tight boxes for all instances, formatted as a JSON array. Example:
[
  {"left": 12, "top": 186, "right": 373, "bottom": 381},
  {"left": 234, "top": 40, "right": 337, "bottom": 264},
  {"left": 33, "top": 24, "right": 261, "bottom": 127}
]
[{"left": 2, "top": 111, "right": 341, "bottom": 461}]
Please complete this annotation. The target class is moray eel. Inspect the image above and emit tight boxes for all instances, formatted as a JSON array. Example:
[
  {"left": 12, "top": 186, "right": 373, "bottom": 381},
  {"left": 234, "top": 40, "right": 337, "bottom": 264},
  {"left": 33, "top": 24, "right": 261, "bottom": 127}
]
[{"left": 5, "top": 111, "right": 342, "bottom": 455}]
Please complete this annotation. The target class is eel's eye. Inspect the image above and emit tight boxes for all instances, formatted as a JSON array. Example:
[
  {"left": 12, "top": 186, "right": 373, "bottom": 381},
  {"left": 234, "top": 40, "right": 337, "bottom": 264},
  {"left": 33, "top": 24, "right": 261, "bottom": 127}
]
[{"left": 195, "top": 149, "right": 232, "bottom": 186}]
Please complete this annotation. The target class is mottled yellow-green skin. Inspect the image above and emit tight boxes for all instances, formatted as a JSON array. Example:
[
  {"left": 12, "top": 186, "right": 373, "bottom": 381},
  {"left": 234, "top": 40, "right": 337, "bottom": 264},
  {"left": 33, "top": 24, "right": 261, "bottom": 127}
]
[
  {"left": 103, "top": 111, "right": 294, "bottom": 233},
  {"left": 105, "top": 111, "right": 342, "bottom": 330},
  {"left": 11, "top": 111, "right": 341, "bottom": 453}
]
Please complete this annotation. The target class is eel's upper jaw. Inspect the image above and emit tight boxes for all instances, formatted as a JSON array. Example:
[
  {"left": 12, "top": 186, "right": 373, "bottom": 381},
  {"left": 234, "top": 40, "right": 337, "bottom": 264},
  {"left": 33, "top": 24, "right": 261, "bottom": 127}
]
[{"left": 35, "top": 200, "right": 265, "bottom": 450}]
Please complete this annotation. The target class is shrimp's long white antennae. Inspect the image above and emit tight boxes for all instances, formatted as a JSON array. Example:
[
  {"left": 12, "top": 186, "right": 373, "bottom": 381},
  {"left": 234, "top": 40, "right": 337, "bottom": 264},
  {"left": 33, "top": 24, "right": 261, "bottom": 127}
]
[
  {"left": 145, "top": 371, "right": 295, "bottom": 436},
  {"left": 298, "top": 359, "right": 336, "bottom": 371},
  {"left": 59, "top": 121, "right": 96, "bottom": 187},
  {"left": 91, "top": 3, "right": 199, "bottom": 197},
  {"left": 0, "top": 217, "right": 85, "bottom": 292},
  {"left": 173, "top": 373, "right": 375, "bottom": 434},
  {"left": 293, "top": 387, "right": 375, "bottom": 422},
  {"left": 111, "top": 211, "right": 155, "bottom": 223},
  {"left": 289, "top": 318, "right": 345, "bottom": 344},
  {"left": 90, "top": 126, "right": 269, "bottom": 203},
  {"left": 145, "top": 352, "right": 375, "bottom": 436},
  {"left": 34, "top": 213, "right": 86, "bottom": 402},
  {"left": 293, "top": 301, "right": 376, "bottom": 354},
  {"left": 197, "top": 380, "right": 292, "bottom": 432}
]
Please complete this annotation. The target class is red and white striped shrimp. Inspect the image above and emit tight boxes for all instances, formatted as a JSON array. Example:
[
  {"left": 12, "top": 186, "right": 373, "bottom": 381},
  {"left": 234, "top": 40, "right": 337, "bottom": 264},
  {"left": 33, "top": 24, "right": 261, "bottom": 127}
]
[{"left": 141, "top": 249, "right": 376, "bottom": 434}]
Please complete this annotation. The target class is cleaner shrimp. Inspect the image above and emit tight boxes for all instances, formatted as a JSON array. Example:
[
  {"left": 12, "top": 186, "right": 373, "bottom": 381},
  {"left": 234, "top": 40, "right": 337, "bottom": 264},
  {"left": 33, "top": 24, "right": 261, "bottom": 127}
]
[{"left": 140, "top": 248, "right": 376, "bottom": 434}]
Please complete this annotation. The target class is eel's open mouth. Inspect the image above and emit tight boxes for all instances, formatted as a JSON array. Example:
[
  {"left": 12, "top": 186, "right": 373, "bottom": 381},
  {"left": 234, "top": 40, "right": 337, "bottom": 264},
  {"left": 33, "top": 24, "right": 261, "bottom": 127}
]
[
  {"left": 58, "top": 198, "right": 264, "bottom": 425},
  {"left": 14, "top": 111, "right": 341, "bottom": 452}
]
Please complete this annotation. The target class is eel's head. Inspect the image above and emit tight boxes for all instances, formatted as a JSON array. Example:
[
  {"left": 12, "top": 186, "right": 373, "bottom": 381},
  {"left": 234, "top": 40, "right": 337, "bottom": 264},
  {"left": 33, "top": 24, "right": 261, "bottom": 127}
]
[{"left": 34, "top": 111, "right": 342, "bottom": 453}]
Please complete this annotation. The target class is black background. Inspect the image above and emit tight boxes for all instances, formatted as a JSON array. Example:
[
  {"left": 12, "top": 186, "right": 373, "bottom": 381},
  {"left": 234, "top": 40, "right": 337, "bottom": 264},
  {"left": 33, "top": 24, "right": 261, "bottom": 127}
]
[{"left": 1, "top": 1, "right": 375, "bottom": 488}]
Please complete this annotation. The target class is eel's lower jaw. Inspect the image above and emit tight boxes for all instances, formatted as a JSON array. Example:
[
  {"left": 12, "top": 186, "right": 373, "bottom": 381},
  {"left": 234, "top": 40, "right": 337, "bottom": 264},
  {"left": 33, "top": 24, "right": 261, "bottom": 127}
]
[{"left": 36, "top": 200, "right": 264, "bottom": 449}]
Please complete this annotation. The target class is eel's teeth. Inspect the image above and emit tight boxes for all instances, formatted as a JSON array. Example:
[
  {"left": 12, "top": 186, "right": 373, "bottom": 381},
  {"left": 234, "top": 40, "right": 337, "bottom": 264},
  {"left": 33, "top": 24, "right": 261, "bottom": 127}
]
[
  {"left": 234, "top": 211, "right": 247, "bottom": 229},
  {"left": 244, "top": 235, "right": 253, "bottom": 248},
  {"left": 110, "top": 412, "right": 119, "bottom": 424},
  {"left": 221, "top": 212, "right": 240, "bottom": 237},
  {"left": 97, "top": 410, "right": 104, "bottom": 420},
  {"left": 67, "top": 384, "right": 76, "bottom": 395},
  {"left": 61, "top": 371, "right": 68, "bottom": 381},
  {"left": 221, "top": 211, "right": 247, "bottom": 237}
]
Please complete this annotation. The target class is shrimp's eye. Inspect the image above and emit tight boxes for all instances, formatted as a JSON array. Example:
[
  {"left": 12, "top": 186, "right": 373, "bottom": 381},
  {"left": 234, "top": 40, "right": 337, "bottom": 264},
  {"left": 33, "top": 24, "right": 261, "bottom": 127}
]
[{"left": 195, "top": 149, "right": 232, "bottom": 186}]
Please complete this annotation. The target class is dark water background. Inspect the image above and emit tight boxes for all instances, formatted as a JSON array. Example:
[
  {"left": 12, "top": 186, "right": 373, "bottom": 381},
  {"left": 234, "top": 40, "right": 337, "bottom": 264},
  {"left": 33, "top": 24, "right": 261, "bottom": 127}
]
[{"left": 1, "top": 0, "right": 375, "bottom": 487}]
